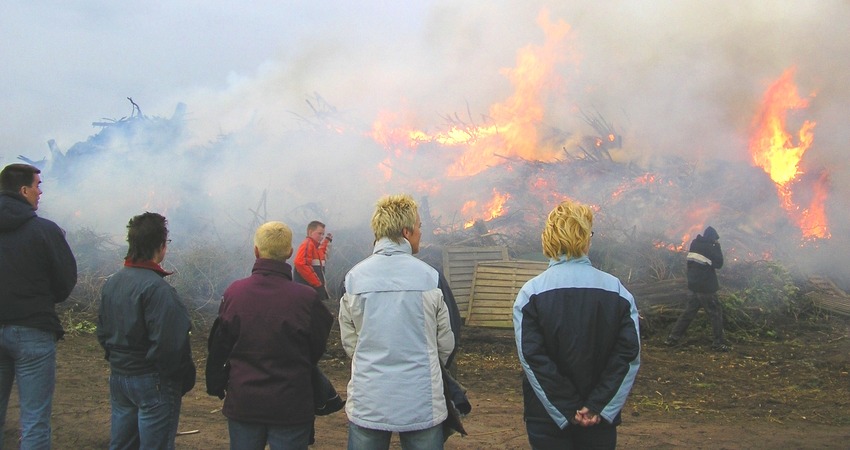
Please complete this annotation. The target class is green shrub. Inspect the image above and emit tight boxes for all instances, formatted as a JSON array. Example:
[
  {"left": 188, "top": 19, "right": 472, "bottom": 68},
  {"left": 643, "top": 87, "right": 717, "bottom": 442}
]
[{"left": 720, "top": 260, "right": 801, "bottom": 337}]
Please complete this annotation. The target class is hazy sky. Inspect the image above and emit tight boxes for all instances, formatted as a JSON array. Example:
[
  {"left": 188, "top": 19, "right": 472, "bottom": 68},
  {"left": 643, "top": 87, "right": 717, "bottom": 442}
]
[{"left": 2, "top": 1, "right": 848, "bottom": 256}]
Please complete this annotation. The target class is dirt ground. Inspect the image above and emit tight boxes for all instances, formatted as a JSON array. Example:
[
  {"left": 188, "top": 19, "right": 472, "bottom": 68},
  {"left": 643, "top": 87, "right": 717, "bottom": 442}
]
[{"left": 3, "top": 316, "right": 850, "bottom": 449}]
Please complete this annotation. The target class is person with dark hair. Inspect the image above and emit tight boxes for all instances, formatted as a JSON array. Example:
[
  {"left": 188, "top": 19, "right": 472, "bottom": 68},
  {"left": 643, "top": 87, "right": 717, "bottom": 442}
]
[
  {"left": 513, "top": 199, "right": 640, "bottom": 449},
  {"left": 665, "top": 225, "right": 728, "bottom": 351},
  {"left": 339, "top": 194, "right": 455, "bottom": 449},
  {"left": 97, "top": 212, "right": 195, "bottom": 450},
  {"left": 0, "top": 163, "right": 77, "bottom": 448},
  {"left": 206, "top": 221, "right": 337, "bottom": 449},
  {"left": 293, "top": 220, "right": 332, "bottom": 300}
]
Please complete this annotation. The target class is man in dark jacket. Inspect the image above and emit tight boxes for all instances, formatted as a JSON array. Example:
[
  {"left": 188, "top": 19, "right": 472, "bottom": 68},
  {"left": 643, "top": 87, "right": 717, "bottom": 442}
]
[
  {"left": 207, "top": 221, "right": 333, "bottom": 449},
  {"left": 97, "top": 212, "right": 195, "bottom": 449},
  {"left": 665, "top": 225, "right": 728, "bottom": 351},
  {"left": 0, "top": 163, "right": 77, "bottom": 449}
]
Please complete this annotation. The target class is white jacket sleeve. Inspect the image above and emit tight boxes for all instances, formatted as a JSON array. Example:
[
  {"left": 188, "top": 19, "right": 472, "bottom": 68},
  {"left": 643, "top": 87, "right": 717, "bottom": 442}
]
[
  {"left": 338, "top": 292, "right": 360, "bottom": 358},
  {"left": 433, "top": 289, "right": 455, "bottom": 365}
]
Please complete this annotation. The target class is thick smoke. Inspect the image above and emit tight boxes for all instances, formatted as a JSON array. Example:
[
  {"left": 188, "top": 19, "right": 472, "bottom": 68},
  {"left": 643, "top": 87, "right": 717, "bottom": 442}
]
[{"left": 3, "top": 1, "right": 849, "bottom": 282}]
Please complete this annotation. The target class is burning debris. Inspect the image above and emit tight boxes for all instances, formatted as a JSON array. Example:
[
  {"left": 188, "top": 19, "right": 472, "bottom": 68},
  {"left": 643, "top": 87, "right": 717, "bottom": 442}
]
[
  {"left": 13, "top": 14, "right": 845, "bottom": 312},
  {"left": 749, "top": 67, "right": 829, "bottom": 240}
]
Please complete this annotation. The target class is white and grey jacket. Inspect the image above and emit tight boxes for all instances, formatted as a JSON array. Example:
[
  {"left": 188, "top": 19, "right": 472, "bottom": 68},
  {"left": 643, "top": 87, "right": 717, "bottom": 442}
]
[{"left": 339, "top": 237, "right": 455, "bottom": 432}]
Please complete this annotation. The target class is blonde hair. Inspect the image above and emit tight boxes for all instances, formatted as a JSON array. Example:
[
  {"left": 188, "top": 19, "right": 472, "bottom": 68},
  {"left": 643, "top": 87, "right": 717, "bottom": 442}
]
[
  {"left": 542, "top": 200, "right": 594, "bottom": 260},
  {"left": 371, "top": 194, "right": 418, "bottom": 242},
  {"left": 254, "top": 221, "right": 293, "bottom": 261}
]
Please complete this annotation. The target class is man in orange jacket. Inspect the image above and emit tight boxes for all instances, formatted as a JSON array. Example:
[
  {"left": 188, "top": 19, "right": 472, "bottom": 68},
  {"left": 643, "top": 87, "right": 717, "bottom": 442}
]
[{"left": 293, "top": 220, "right": 332, "bottom": 300}]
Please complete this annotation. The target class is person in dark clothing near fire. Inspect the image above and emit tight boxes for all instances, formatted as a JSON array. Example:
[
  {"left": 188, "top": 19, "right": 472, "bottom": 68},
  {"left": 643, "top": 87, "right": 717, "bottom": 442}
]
[
  {"left": 97, "top": 212, "right": 196, "bottom": 450},
  {"left": 207, "top": 221, "right": 335, "bottom": 449},
  {"left": 0, "top": 163, "right": 77, "bottom": 449},
  {"left": 665, "top": 225, "right": 729, "bottom": 352}
]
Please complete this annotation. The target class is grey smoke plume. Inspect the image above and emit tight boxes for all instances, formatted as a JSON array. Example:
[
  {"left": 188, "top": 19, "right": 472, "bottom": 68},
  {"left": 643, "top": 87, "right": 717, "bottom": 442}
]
[{"left": 2, "top": 1, "right": 849, "bottom": 281}]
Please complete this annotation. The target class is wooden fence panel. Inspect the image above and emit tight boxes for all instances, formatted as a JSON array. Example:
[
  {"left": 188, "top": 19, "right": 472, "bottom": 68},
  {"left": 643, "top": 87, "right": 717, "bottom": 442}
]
[
  {"left": 442, "top": 246, "right": 509, "bottom": 318},
  {"left": 466, "top": 260, "right": 548, "bottom": 328}
]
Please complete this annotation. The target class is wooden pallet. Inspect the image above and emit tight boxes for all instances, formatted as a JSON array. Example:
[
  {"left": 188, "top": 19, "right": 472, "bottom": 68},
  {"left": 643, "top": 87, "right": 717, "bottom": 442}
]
[
  {"left": 442, "top": 246, "right": 509, "bottom": 319},
  {"left": 465, "top": 260, "right": 548, "bottom": 328},
  {"left": 807, "top": 276, "right": 850, "bottom": 316}
]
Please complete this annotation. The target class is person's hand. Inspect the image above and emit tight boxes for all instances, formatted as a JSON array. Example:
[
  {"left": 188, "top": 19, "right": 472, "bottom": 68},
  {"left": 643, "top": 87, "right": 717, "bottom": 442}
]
[
  {"left": 572, "top": 407, "right": 601, "bottom": 427},
  {"left": 325, "top": 232, "right": 333, "bottom": 242}
]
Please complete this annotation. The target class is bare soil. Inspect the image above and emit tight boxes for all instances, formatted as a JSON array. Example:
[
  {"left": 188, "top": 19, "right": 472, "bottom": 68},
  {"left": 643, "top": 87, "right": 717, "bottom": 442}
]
[{"left": 3, "top": 317, "right": 850, "bottom": 449}]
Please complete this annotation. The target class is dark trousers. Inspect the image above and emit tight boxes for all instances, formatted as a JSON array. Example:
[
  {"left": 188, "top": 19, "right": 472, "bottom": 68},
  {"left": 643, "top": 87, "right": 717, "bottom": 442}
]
[
  {"left": 670, "top": 291, "right": 725, "bottom": 345},
  {"left": 526, "top": 419, "right": 616, "bottom": 450}
]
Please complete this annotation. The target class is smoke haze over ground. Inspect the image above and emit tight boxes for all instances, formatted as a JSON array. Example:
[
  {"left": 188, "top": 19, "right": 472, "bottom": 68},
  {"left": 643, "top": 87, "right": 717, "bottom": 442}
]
[{"left": 2, "top": 1, "right": 849, "bottom": 281}]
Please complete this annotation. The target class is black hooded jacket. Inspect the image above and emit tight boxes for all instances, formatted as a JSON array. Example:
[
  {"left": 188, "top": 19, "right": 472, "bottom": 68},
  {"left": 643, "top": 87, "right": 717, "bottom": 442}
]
[
  {"left": 0, "top": 192, "right": 77, "bottom": 337},
  {"left": 686, "top": 227, "right": 723, "bottom": 294}
]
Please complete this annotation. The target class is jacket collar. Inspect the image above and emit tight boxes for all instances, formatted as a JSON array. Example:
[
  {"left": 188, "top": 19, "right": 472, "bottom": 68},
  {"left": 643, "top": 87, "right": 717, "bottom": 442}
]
[
  {"left": 123, "top": 258, "right": 173, "bottom": 276},
  {"left": 251, "top": 258, "right": 294, "bottom": 279},
  {"left": 373, "top": 236, "right": 413, "bottom": 256},
  {"left": 549, "top": 254, "right": 591, "bottom": 268}
]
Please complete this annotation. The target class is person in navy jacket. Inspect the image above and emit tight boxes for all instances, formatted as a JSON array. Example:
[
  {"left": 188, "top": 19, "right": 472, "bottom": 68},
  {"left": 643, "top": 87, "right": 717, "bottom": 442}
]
[
  {"left": 0, "top": 163, "right": 77, "bottom": 449},
  {"left": 513, "top": 199, "right": 640, "bottom": 449}
]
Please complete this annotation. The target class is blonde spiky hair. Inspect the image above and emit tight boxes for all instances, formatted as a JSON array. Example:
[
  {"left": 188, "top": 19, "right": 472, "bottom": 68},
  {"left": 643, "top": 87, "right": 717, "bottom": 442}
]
[{"left": 371, "top": 194, "right": 418, "bottom": 243}]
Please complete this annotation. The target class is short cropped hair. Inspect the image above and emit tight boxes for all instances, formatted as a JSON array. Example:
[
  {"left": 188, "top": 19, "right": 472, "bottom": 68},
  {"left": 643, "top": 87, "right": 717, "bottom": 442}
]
[
  {"left": 542, "top": 199, "right": 594, "bottom": 260},
  {"left": 371, "top": 194, "right": 418, "bottom": 243},
  {"left": 125, "top": 212, "right": 168, "bottom": 263},
  {"left": 254, "top": 221, "right": 293, "bottom": 261},
  {"left": 1, "top": 163, "right": 40, "bottom": 193},
  {"left": 306, "top": 220, "right": 325, "bottom": 234}
]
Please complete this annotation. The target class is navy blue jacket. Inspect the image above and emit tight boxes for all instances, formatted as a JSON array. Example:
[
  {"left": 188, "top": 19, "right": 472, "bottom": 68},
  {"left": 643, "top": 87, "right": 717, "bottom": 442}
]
[
  {"left": 513, "top": 256, "right": 640, "bottom": 429},
  {"left": 0, "top": 192, "right": 77, "bottom": 337}
]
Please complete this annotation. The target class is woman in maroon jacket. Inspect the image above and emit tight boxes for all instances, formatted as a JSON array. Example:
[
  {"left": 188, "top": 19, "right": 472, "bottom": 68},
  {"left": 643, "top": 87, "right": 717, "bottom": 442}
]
[{"left": 207, "top": 221, "right": 333, "bottom": 449}]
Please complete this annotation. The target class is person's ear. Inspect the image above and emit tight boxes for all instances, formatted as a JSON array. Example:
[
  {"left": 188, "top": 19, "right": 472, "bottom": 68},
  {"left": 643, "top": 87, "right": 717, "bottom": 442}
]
[
  {"left": 254, "top": 246, "right": 260, "bottom": 259},
  {"left": 286, "top": 248, "right": 293, "bottom": 259},
  {"left": 402, "top": 228, "right": 411, "bottom": 239}
]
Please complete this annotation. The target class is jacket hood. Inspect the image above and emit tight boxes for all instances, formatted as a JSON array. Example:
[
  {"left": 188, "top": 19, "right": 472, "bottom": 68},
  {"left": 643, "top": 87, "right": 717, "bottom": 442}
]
[
  {"left": 703, "top": 226, "right": 719, "bottom": 241},
  {"left": 0, "top": 192, "right": 36, "bottom": 232}
]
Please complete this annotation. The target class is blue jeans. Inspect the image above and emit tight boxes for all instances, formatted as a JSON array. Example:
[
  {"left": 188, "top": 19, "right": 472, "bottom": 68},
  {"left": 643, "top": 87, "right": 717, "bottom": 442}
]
[
  {"left": 0, "top": 325, "right": 57, "bottom": 450},
  {"left": 108, "top": 372, "right": 182, "bottom": 450},
  {"left": 228, "top": 418, "right": 312, "bottom": 450},
  {"left": 347, "top": 422, "right": 443, "bottom": 450}
]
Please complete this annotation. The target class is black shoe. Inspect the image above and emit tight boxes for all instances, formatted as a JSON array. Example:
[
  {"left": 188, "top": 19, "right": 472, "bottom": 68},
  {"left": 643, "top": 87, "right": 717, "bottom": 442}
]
[
  {"left": 315, "top": 395, "right": 345, "bottom": 416},
  {"left": 712, "top": 343, "right": 730, "bottom": 352}
]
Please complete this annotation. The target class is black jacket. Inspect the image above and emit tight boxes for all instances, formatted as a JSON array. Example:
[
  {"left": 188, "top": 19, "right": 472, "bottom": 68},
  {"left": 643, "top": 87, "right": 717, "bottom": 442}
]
[
  {"left": 686, "top": 231, "right": 724, "bottom": 293},
  {"left": 0, "top": 192, "right": 77, "bottom": 337},
  {"left": 97, "top": 262, "right": 196, "bottom": 394}
]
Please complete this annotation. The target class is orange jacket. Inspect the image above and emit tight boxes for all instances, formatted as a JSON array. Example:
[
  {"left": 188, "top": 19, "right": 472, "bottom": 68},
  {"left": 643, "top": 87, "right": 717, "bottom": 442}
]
[{"left": 294, "top": 237, "right": 329, "bottom": 287}]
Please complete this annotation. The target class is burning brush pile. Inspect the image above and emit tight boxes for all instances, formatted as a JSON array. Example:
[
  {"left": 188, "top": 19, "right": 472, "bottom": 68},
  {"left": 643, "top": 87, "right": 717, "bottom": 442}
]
[
  {"left": 23, "top": 22, "right": 846, "bottom": 332},
  {"left": 376, "top": 69, "right": 834, "bottom": 277}
]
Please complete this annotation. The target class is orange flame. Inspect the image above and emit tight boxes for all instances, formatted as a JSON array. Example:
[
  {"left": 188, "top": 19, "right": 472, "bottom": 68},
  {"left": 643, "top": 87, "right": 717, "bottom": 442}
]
[
  {"left": 749, "top": 67, "right": 829, "bottom": 240},
  {"left": 461, "top": 189, "right": 511, "bottom": 228},
  {"left": 370, "top": 9, "right": 576, "bottom": 179}
]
